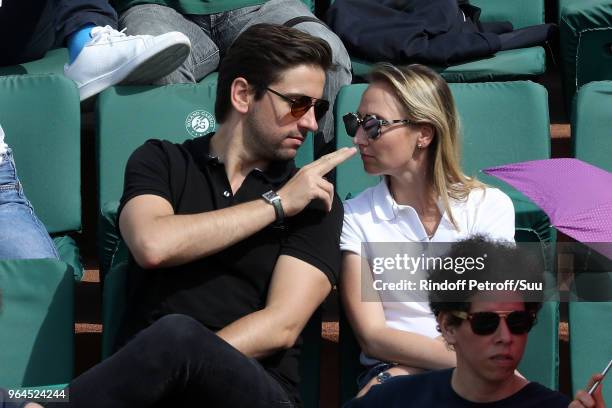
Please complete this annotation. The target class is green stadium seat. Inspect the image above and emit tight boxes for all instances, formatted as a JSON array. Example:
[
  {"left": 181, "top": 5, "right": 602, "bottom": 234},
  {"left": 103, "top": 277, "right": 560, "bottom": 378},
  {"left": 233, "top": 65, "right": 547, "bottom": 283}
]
[
  {"left": 351, "top": 47, "right": 546, "bottom": 83},
  {"left": 334, "top": 81, "right": 552, "bottom": 241},
  {"left": 559, "top": 0, "right": 612, "bottom": 110},
  {"left": 572, "top": 81, "right": 612, "bottom": 171},
  {"left": 569, "top": 79, "right": 612, "bottom": 404},
  {"left": 346, "top": 0, "right": 546, "bottom": 81},
  {"left": 569, "top": 301, "right": 612, "bottom": 403},
  {"left": 338, "top": 228, "right": 559, "bottom": 405},
  {"left": 471, "top": 0, "right": 544, "bottom": 30},
  {"left": 0, "top": 259, "right": 75, "bottom": 387},
  {"left": 0, "top": 74, "right": 82, "bottom": 277},
  {"left": 96, "top": 74, "right": 220, "bottom": 210}
]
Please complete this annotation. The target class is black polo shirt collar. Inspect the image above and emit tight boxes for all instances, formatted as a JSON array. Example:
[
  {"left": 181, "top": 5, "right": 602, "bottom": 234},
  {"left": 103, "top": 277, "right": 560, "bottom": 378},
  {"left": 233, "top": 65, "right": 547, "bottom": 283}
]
[{"left": 187, "top": 133, "right": 296, "bottom": 184}]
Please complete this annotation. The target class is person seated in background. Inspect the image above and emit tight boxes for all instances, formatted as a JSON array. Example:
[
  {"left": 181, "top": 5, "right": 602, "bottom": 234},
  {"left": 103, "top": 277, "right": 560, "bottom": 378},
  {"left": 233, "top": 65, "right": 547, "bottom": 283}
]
[
  {"left": 340, "top": 63, "right": 515, "bottom": 396},
  {"left": 345, "top": 236, "right": 606, "bottom": 408},
  {"left": 113, "top": 0, "right": 351, "bottom": 143},
  {"left": 0, "top": 124, "right": 58, "bottom": 260},
  {"left": 0, "top": 0, "right": 191, "bottom": 100}
]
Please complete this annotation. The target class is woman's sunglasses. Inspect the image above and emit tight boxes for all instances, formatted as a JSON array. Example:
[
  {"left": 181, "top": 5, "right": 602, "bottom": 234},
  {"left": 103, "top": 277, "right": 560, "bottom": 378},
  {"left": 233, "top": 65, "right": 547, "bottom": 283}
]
[
  {"left": 451, "top": 310, "right": 537, "bottom": 336},
  {"left": 266, "top": 88, "right": 329, "bottom": 121},
  {"left": 343, "top": 112, "right": 411, "bottom": 140}
]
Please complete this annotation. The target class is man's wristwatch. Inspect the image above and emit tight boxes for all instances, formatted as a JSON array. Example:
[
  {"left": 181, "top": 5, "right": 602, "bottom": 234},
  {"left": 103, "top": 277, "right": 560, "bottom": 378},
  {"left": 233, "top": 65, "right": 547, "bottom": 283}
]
[
  {"left": 376, "top": 371, "right": 392, "bottom": 384},
  {"left": 262, "top": 190, "right": 285, "bottom": 225}
]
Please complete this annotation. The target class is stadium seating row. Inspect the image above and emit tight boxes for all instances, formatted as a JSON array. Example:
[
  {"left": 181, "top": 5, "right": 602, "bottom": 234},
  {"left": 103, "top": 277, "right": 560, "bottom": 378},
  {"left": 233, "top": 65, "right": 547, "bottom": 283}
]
[{"left": 0, "top": 0, "right": 547, "bottom": 85}]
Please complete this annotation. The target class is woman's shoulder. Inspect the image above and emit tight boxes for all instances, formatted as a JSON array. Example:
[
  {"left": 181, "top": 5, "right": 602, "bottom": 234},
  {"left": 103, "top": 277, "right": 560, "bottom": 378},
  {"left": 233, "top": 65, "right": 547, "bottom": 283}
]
[{"left": 464, "top": 185, "right": 513, "bottom": 208}]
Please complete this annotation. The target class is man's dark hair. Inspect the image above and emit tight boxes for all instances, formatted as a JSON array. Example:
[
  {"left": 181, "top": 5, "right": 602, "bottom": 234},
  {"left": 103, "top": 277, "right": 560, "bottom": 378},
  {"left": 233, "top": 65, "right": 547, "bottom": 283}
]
[
  {"left": 428, "top": 235, "right": 544, "bottom": 328},
  {"left": 215, "top": 23, "right": 333, "bottom": 123}
]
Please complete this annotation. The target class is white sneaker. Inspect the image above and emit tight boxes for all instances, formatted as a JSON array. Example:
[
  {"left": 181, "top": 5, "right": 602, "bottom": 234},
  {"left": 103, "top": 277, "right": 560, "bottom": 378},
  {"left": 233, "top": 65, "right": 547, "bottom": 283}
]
[{"left": 64, "top": 26, "right": 191, "bottom": 101}]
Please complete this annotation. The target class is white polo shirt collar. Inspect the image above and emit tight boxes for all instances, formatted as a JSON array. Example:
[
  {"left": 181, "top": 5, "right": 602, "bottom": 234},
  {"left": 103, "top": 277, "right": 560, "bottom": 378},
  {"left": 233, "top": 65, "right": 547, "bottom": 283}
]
[{"left": 369, "top": 179, "right": 461, "bottom": 241}]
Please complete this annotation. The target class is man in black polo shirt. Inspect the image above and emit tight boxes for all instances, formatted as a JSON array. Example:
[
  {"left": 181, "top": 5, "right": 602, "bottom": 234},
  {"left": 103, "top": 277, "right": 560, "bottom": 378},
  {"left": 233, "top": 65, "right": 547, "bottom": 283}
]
[{"left": 95, "top": 23, "right": 354, "bottom": 407}]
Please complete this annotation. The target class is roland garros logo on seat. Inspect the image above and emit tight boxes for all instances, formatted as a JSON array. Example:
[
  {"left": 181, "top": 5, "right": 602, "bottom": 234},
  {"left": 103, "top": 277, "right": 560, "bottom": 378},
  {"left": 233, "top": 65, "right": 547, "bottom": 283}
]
[{"left": 185, "top": 110, "right": 216, "bottom": 138}]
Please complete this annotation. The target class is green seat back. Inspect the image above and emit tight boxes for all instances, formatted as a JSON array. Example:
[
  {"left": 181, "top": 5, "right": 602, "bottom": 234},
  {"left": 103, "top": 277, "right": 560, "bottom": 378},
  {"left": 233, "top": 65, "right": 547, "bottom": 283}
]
[
  {"left": 519, "top": 300, "right": 559, "bottom": 390},
  {"left": 569, "top": 301, "right": 612, "bottom": 403},
  {"left": 559, "top": 0, "right": 612, "bottom": 109},
  {"left": 351, "top": 49, "right": 546, "bottom": 84},
  {"left": 335, "top": 81, "right": 551, "bottom": 239},
  {"left": 339, "top": 228, "right": 559, "bottom": 405},
  {"left": 571, "top": 81, "right": 612, "bottom": 403},
  {"left": 96, "top": 73, "right": 314, "bottom": 209},
  {"left": 451, "top": 81, "right": 551, "bottom": 239},
  {"left": 572, "top": 81, "right": 612, "bottom": 171},
  {"left": 298, "top": 310, "right": 322, "bottom": 408},
  {"left": 0, "top": 48, "right": 68, "bottom": 77},
  {"left": 96, "top": 74, "right": 220, "bottom": 209},
  {"left": 53, "top": 235, "right": 84, "bottom": 281},
  {"left": 0, "top": 74, "right": 81, "bottom": 234},
  {"left": 0, "top": 259, "right": 74, "bottom": 387},
  {"left": 471, "top": 0, "right": 544, "bottom": 28}
]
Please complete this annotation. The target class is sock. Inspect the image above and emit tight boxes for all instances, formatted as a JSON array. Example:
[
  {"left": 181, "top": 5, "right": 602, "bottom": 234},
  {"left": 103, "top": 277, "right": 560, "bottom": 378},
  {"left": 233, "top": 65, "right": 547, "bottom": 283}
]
[{"left": 67, "top": 24, "right": 96, "bottom": 63}]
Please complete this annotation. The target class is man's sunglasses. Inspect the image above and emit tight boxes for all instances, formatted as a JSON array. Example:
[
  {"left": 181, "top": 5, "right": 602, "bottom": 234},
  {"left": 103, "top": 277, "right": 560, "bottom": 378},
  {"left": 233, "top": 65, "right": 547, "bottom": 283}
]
[
  {"left": 451, "top": 310, "right": 537, "bottom": 336},
  {"left": 343, "top": 112, "right": 412, "bottom": 140},
  {"left": 266, "top": 88, "right": 329, "bottom": 121}
]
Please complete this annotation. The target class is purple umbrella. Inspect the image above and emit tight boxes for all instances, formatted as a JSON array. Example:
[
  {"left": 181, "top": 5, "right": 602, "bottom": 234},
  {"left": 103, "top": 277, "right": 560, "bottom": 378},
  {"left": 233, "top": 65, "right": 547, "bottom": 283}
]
[{"left": 483, "top": 158, "right": 612, "bottom": 258}]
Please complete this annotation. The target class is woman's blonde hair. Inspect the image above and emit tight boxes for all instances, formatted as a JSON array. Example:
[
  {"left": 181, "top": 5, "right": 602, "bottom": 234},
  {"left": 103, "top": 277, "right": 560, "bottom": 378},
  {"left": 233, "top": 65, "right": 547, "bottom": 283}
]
[{"left": 368, "top": 63, "right": 485, "bottom": 229}]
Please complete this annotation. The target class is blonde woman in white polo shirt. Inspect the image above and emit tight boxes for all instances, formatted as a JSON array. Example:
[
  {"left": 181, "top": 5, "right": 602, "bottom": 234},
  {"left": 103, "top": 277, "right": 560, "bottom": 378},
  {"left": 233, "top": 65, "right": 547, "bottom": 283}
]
[{"left": 339, "top": 63, "right": 515, "bottom": 397}]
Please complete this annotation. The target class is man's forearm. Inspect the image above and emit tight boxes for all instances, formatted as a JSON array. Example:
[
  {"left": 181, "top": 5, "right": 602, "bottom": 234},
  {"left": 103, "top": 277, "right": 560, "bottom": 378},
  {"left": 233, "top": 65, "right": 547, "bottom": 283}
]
[
  {"left": 121, "top": 196, "right": 277, "bottom": 269},
  {"left": 216, "top": 307, "right": 294, "bottom": 359}
]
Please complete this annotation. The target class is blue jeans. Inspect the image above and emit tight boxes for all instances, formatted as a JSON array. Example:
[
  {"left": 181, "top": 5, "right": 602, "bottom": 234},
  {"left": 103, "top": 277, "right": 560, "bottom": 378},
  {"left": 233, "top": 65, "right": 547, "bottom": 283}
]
[
  {"left": 0, "top": 150, "right": 58, "bottom": 260},
  {"left": 119, "top": 0, "right": 352, "bottom": 142}
]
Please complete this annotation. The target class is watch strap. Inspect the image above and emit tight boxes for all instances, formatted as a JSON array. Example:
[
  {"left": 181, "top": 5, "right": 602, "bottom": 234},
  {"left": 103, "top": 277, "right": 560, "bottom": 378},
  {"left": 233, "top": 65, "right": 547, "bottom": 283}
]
[{"left": 262, "top": 190, "right": 285, "bottom": 225}]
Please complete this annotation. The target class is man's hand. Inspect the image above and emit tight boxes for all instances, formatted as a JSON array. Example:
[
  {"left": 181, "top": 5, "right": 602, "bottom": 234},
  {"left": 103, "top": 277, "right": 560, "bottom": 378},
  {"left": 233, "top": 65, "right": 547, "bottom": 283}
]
[
  {"left": 569, "top": 374, "right": 606, "bottom": 408},
  {"left": 278, "top": 147, "right": 356, "bottom": 216}
]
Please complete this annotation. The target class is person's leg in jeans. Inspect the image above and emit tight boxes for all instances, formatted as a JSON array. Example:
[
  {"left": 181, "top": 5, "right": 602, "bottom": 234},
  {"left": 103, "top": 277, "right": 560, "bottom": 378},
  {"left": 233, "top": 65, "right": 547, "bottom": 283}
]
[
  {"left": 64, "top": 314, "right": 293, "bottom": 407},
  {"left": 217, "top": 0, "right": 351, "bottom": 143},
  {"left": 120, "top": 1, "right": 351, "bottom": 142},
  {"left": 119, "top": 4, "right": 221, "bottom": 84},
  {"left": 0, "top": 150, "right": 59, "bottom": 260},
  {"left": 55, "top": 0, "right": 118, "bottom": 42}
]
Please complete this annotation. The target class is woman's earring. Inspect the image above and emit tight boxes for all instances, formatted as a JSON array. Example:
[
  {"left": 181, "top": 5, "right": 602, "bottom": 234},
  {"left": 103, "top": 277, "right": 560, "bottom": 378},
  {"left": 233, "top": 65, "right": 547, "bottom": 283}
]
[{"left": 417, "top": 143, "right": 423, "bottom": 149}]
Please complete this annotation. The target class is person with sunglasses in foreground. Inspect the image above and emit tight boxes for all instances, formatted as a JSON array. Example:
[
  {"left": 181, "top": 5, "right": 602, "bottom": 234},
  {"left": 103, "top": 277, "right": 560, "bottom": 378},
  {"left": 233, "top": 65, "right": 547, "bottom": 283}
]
[
  {"left": 340, "top": 63, "right": 515, "bottom": 397},
  {"left": 345, "top": 236, "right": 606, "bottom": 408}
]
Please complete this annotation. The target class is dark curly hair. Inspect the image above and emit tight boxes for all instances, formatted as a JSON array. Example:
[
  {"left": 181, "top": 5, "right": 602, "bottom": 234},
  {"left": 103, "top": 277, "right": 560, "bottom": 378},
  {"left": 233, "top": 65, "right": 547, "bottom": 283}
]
[{"left": 428, "top": 235, "right": 544, "bottom": 328}]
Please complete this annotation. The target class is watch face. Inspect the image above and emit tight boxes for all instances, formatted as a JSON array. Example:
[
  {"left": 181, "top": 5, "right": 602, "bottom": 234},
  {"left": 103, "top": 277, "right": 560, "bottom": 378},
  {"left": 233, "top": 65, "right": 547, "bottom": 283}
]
[
  {"left": 263, "top": 190, "right": 278, "bottom": 202},
  {"left": 377, "top": 371, "right": 392, "bottom": 383}
]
